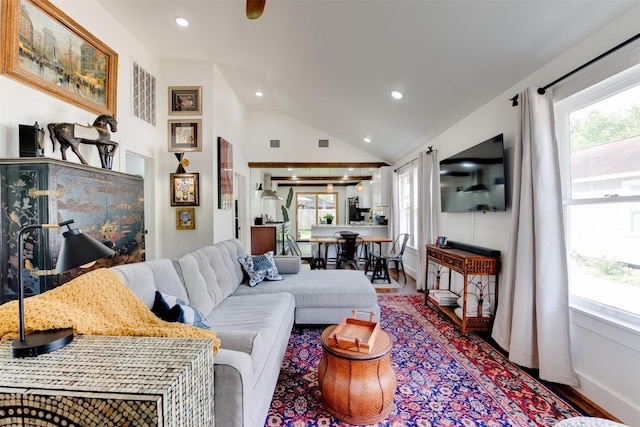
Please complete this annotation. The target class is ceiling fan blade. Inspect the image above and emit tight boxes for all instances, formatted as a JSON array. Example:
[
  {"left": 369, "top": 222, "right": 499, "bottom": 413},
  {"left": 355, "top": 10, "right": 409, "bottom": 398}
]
[{"left": 246, "top": 0, "right": 265, "bottom": 19}]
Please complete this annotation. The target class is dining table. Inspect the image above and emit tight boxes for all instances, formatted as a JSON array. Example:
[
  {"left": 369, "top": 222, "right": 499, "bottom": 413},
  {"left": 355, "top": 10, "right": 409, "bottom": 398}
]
[{"left": 308, "top": 235, "right": 393, "bottom": 267}]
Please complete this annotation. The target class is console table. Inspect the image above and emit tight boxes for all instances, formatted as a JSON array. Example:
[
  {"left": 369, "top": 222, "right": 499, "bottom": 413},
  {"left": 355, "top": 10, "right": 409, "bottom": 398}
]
[
  {"left": 0, "top": 335, "right": 214, "bottom": 426},
  {"left": 425, "top": 244, "right": 500, "bottom": 334}
]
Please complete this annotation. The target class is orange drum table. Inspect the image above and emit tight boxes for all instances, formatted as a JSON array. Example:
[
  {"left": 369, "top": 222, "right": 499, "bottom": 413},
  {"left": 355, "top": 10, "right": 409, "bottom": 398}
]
[{"left": 318, "top": 324, "right": 397, "bottom": 424}]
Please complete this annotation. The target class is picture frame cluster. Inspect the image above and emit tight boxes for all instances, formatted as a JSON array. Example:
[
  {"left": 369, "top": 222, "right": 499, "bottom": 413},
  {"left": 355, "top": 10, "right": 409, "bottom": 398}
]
[
  {"left": 168, "top": 86, "right": 202, "bottom": 229},
  {"left": 168, "top": 86, "right": 202, "bottom": 152}
]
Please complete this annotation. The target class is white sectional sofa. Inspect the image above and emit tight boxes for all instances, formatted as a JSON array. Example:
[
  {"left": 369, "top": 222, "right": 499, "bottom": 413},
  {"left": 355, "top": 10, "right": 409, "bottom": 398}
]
[{"left": 110, "top": 238, "right": 380, "bottom": 427}]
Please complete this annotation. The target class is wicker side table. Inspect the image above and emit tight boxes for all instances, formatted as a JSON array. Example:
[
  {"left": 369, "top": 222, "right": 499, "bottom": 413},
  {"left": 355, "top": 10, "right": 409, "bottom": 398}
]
[
  {"left": 318, "top": 325, "right": 397, "bottom": 425},
  {"left": 0, "top": 335, "right": 214, "bottom": 426}
]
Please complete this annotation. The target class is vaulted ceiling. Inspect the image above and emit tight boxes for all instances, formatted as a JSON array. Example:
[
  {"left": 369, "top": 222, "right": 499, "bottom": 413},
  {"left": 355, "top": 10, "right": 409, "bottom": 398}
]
[{"left": 97, "top": 0, "right": 637, "bottom": 165}]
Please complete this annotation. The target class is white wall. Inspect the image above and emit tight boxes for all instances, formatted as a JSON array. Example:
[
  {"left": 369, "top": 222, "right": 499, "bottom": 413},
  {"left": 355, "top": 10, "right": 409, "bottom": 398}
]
[
  {"left": 393, "top": 6, "right": 640, "bottom": 424},
  {"left": 246, "top": 110, "right": 383, "bottom": 163},
  {"left": 157, "top": 61, "right": 251, "bottom": 258},
  {"left": 245, "top": 109, "right": 385, "bottom": 222}
]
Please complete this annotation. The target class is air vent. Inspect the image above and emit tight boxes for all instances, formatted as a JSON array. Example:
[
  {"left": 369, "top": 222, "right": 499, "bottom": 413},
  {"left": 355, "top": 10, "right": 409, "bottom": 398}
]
[
  {"left": 270, "top": 139, "right": 280, "bottom": 148},
  {"left": 318, "top": 139, "right": 329, "bottom": 148}
]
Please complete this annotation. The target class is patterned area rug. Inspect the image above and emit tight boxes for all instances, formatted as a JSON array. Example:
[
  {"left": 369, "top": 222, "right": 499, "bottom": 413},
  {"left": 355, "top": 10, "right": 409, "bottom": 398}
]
[{"left": 266, "top": 294, "right": 582, "bottom": 426}]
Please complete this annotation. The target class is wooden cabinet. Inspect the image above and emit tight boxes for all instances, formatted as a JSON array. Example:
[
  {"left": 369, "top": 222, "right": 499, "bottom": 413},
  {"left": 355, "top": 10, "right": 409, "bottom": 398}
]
[
  {"left": 251, "top": 222, "right": 290, "bottom": 255},
  {"left": 0, "top": 158, "right": 145, "bottom": 303},
  {"left": 425, "top": 244, "right": 500, "bottom": 334}
]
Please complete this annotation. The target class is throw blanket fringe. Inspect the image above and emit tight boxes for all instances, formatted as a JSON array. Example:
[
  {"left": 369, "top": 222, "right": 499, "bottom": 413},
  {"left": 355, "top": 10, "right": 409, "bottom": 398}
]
[{"left": 0, "top": 268, "right": 220, "bottom": 353}]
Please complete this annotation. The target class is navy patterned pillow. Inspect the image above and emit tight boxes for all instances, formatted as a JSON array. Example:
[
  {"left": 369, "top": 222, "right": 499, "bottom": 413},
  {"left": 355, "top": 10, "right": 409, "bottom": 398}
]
[
  {"left": 151, "top": 291, "right": 211, "bottom": 329},
  {"left": 237, "top": 251, "right": 283, "bottom": 287}
]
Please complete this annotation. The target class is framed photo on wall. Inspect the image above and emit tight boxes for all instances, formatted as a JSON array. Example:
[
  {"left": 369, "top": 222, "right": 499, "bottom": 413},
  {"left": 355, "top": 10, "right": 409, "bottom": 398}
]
[
  {"left": 168, "top": 86, "right": 202, "bottom": 115},
  {"left": 168, "top": 120, "right": 201, "bottom": 152},
  {"left": 170, "top": 173, "right": 199, "bottom": 206},
  {"left": 175, "top": 207, "right": 195, "bottom": 230},
  {"left": 1, "top": 0, "right": 118, "bottom": 116},
  {"left": 217, "top": 137, "right": 233, "bottom": 210}
]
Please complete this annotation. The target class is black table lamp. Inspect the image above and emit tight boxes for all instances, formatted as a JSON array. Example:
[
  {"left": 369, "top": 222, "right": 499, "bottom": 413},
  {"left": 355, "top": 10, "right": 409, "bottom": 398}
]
[{"left": 11, "top": 219, "right": 115, "bottom": 357}]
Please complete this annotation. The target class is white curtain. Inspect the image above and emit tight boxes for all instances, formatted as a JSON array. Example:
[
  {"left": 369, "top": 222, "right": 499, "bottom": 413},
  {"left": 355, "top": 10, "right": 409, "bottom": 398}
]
[
  {"left": 492, "top": 87, "right": 578, "bottom": 386},
  {"left": 390, "top": 170, "right": 399, "bottom": 246},
  {"left": 417, "top": 150, "right": 439, "bottom": 291}
]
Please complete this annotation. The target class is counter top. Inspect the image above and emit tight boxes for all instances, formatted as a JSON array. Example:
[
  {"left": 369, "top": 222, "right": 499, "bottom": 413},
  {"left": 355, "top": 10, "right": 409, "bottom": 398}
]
[
  {"left": 311, "top": 224, "right": 388, "bottom": 237},
  {"left": 313, "top": 223, "right": 387, "bottom": 227},
  {"left": 252, "top": 222, "right": 289, "bottom": 228}
]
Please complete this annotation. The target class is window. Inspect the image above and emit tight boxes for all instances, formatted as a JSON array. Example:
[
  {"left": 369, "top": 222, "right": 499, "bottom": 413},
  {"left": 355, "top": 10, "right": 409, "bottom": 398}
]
[
  {"left": 397, "top": 164, "right": 418, "bottom": 248},
  {"left": 555, "top": 69, "right": 640, "bottom": 325},
  {"left": 296, "top": 192, "right": 337, "bottom": 240}
]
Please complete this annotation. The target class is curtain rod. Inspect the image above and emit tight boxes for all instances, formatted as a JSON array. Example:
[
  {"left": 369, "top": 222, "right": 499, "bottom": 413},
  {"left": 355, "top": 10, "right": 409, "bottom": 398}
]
[
  {"left": 510, "top": 32, "right": 640, "bottom": 105},
  {"left": 394, "top": 147, "right": 435, "bottom": 172},
  {"left": 394, "top": 157, "right": 417, "bottom": 173}
]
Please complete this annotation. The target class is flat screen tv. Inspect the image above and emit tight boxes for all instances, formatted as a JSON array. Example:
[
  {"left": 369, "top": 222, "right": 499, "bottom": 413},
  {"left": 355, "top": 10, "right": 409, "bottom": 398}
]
[{"left": 439, "top": 134, "right": 506, "bottom": 212}]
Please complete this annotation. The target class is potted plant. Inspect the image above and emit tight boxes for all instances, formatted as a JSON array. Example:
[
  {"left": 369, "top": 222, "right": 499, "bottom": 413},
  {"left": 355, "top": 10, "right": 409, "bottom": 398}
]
[
  {"left": 280, "top": 188, "right": 294, "bottom": 222},
  {"left": 323, "top": 213, "right": 334, "bottom": 224}
]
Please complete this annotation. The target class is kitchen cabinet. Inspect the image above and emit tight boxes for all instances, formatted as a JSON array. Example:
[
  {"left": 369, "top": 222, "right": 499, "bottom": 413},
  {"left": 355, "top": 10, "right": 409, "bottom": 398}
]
[{"left": 251, "top": 222, "right": 290, "bottom": 255}]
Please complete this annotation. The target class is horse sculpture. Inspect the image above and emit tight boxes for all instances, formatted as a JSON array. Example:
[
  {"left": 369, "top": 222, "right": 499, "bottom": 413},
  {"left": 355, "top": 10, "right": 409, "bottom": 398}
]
[{"left": 48, "top": 115, "right": 119, "bottom": 169}]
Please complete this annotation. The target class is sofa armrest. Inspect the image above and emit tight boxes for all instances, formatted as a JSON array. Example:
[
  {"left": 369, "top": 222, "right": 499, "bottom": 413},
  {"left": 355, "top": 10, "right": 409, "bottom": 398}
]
[
  {"left": 214, "top": 348, "right": 253, "bottom": 427},
  {"left": 273, "top": 256, "right": 301, "bottom": 274}
]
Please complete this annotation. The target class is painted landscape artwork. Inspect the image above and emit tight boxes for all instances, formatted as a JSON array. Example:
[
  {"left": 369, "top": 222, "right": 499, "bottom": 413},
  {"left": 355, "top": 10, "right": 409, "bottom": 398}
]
[{"left": 2, "top": 0, "right": 117, "bottom": 114}]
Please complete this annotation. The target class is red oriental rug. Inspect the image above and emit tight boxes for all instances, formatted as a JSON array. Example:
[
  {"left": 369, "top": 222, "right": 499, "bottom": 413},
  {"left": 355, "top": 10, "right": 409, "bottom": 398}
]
[{"left": 266, "top": 294, "right": 582, "bottom": 426}]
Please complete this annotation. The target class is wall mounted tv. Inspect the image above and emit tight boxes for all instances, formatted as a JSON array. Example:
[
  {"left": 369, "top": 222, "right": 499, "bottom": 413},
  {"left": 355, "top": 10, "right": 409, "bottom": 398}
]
[{"left": 439, "top": 134, "right": 506, "bottom": 212}]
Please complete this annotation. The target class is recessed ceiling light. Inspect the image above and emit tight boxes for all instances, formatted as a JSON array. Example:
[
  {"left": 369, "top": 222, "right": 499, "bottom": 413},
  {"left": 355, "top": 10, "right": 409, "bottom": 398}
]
[
  {"left": 175, "top": 17, "right": 189, "bottom": 27},
  {"left": 255, "top": 91, "right": 264, "bottom": 97},
  {"left": 363, "top": 137, "right": 372, "bottom": 143},
  {"left": 391, "top": 90, "right": 404, "bottom": 100}
]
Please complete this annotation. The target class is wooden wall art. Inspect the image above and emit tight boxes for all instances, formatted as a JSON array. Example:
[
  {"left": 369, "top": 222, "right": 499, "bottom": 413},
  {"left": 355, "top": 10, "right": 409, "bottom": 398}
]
[{"left": 217, "top": 137, "right": 233, "bottom": 210}]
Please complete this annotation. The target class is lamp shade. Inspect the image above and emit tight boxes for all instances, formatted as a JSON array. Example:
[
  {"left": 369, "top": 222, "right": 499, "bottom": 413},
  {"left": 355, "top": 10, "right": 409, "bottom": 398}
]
[
  {"left": 356, "top": 182, "right": 364, "bottom": 193},
  {"left": 55, "top": 227, "right": 115, "bottom": 273},
  {"left": 326, "top": 183, "right": 334, "bottom": 192}
]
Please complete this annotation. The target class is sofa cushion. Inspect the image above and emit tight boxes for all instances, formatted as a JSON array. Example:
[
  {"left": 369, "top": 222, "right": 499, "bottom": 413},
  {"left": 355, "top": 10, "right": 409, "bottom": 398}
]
[
  {"left": 233, "top": 269, "right": 378, "bottom": 309},
  {"left": 110, "top": 259, "right": 188, "bottom": 309},
  {"left": 237, "top": 251, "right": 283, "bottom": 287},
  {"left": 152, "top": 291, "right": 211, "bottom": 329},
  {"left": 175, "top": 244, "right": 247, "bottom": 316},
  {"left": 213, "top": 239, "right": 247, "bottom": 287},
  {"left": 272, "top": 256, "right": 301, "bottom": 274},
  {"left": 206, "top": 293, "right": 295, "bottom": 382}
]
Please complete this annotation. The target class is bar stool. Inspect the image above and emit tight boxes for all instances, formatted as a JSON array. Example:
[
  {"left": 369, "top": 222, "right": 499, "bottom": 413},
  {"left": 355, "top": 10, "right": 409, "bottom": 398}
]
[{"left": 368, "top": 253, "right": 390, "bottom": 283}]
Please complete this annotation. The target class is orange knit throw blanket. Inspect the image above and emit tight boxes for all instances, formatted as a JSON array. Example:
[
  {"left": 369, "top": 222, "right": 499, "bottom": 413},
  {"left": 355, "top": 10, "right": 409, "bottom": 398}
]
[{"left": 0, "top": 268, "right": 220, "bottom": 353}]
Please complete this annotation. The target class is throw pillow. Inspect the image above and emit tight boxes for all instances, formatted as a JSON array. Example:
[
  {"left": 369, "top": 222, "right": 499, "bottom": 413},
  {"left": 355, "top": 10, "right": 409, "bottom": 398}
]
[
  {"left": 152, "top": 291, "right": 211, "bottom": 329},
  {"left": 237, "top": 251, "right": 283, "bottom": 287}
]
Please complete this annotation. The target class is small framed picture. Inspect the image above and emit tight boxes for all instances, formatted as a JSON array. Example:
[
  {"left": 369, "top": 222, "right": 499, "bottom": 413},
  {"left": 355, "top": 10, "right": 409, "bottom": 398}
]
[
  {"left": 168, "top": 86, "right": 202, "bottom": 115},
  {"left": 168, "top": 120, "right": 201, "bottom": 152},
  {"left": 170, "top": 173, "right": 200, "bottom": 206},
  {"left": 176, "top": 207, "right": 195, "bottom": 230},
  {"left": 436, "top": 236, "right": 447, "bottom": 246}
]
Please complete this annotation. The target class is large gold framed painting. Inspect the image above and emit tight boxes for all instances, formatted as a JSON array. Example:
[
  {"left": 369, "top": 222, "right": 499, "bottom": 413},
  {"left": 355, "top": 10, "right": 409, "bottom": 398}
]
[{"left": 1, "top": 0, "right": 118, "bottom": 116}]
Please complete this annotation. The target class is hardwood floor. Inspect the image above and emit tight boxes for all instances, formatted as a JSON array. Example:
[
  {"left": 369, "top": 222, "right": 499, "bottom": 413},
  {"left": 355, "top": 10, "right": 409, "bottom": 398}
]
[{"left": 323, "top": 261, "right": 621, "bottom": 423}]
